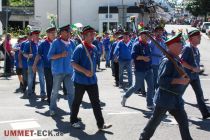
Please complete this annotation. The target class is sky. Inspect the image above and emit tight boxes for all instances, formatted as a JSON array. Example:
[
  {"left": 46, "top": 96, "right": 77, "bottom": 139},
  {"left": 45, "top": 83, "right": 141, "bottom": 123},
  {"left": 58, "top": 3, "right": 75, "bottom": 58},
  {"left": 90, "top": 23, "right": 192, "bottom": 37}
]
[{"left": 177, "top": 0, "right": 183, "bottom": 4}]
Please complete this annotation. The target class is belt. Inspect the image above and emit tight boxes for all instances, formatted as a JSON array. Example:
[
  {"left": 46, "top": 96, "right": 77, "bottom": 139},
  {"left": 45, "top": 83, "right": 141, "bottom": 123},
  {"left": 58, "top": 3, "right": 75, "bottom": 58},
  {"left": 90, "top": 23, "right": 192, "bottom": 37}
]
[{"left": 159, "top": 87, "right": 179, "bottom": 96}]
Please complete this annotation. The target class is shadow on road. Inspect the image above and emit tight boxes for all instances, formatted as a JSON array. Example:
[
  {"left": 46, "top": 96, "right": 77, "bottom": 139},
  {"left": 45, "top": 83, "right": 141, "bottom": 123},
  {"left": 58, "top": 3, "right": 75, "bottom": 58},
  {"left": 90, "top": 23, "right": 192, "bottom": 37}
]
[
  {"left": 185, "top": 101, "right": 210, "bottom": 110},
  {"left": 189, "top": 119, "right": 210, "bottom": 132},
  {"left": 22, "top": 96, "right": 48, "bottom": 109},
  {"left": 81, "top": 101, "right": 106, "bottom": 109},
  {"left": 70, "top": 129, "right": 113, "bottom": 140},
  {"left": 125, "top": 106, "right": 153, "bottom": 119}
]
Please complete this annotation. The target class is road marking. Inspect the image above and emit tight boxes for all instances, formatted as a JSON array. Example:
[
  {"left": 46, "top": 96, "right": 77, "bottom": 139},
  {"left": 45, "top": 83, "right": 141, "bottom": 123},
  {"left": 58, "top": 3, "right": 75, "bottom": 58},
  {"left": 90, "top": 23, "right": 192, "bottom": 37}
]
[
  {"left": 0, "top": 107, "right": 36, "bottom": 110},
  {"left": 0, "top": 119, "right": 37, "bottom": 124},
  {"left": 9, "top": 120, "right": 49, "bottom": 140},
  {"left": 200, "top": 79, "right": 210, "bottom": 81},
  {"left": 19, "top": 136, "right": 48, "bottom": 140},
  {"left": 107, "top": 111, "right": 140, "bottom": 115},
  {"left": 10, "top": 121, "right": 40, "bottom": 130}
]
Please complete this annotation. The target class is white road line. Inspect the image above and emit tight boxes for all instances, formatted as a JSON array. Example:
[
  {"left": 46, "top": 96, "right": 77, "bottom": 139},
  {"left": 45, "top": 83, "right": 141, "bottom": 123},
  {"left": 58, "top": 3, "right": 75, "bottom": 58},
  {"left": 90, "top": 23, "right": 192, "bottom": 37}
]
[
  {"left": 10, "top": 121, "right": 40, "bottom": 130},
  {"left": 19, "top": 136, "right": 48, "bottom": 140},
  {"left": 107, "top": 111, "right": 140, "bottom": 115},
  {"left": 200, "top": 79, "right": 210, "bottom": 81},
  {"left": 0, "top": 119, "right": 37, "bottom": 124},
  {"left": 0, "top": 107, "right": 35, "bottom": 110}
]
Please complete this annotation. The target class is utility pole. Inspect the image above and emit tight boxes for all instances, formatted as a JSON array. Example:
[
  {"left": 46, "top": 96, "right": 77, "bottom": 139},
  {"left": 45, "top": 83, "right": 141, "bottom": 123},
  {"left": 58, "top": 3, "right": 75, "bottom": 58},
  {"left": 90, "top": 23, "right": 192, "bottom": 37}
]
[
  {"left": 107, "top": 0, "right": 110, "bottom": 32},
  {"left": 70, "top": 0, "right": 72, "bottom": 25},
  {"left": 122, "top": 0, "right": 124, "bottom": 28},
  {"left": 57, "top": 0, "right": 59, "bottom": 27}
]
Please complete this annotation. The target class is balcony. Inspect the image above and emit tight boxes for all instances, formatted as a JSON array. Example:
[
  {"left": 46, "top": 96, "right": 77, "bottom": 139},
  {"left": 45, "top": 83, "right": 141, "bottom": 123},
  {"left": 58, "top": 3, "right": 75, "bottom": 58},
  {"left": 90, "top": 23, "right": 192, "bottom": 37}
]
[{"left": 2, "top": 6, "right": 34, "bottom": 15}]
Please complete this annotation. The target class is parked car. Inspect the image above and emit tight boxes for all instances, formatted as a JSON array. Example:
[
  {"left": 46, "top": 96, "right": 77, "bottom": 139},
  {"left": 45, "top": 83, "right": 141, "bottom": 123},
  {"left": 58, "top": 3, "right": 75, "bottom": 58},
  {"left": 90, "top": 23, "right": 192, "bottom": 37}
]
[
  {"left": 200, "top": 22, "right": 210, "bottom": 33},
  {"left": 206, "top": 27, "right": 210, "bottom": 36}
]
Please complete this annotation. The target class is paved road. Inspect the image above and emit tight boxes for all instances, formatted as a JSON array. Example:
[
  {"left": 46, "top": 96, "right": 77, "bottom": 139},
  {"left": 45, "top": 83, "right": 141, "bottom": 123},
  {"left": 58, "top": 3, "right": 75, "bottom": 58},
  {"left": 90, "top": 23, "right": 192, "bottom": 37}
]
[{"left": 0, "top": 25, "right": 209, "bottom": 140}]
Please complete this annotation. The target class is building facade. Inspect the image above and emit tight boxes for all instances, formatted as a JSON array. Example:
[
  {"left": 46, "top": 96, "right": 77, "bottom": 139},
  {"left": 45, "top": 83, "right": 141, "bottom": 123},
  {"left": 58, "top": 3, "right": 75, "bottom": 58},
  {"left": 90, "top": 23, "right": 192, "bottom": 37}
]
[{"left": 35, "top": 0, "right": 156, "bottom": 33}]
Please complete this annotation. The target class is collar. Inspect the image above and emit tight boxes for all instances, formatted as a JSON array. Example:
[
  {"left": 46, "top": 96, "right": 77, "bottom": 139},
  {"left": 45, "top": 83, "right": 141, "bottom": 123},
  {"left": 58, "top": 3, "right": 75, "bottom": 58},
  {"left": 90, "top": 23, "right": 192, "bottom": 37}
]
[
  {"left": 139, "top": 38, "right": 148, "bottom": 45},
  {"left": 125, "top": 41, "right": 131, "bottom": 47},
  {"left": 155, "top": 36, "right": 163, "bottom": 42},
  {"left": 60, "top": 38, "right": 69, "bottom": 46},
  {"left": 46, "top": 38, "right": 53, "bottom": 43},
  {"left": 83, "top": 41, "right": 94, "bottom": 49},
  {"left": 31, "top": 40, "right": 38, "bottom": 45},
  {"left": 168, "top": 51, "right": 182, "bottom": 62},
  {"left": 60, "top": 36, "right": 68, "bottom": 42}
]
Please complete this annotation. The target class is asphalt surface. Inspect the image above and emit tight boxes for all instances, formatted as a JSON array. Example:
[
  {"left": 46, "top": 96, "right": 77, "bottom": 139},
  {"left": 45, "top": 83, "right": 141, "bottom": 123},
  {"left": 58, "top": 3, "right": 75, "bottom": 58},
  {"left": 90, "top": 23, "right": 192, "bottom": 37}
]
[{"left": 0, "top": 25, "right": 209, "bottom": 140}]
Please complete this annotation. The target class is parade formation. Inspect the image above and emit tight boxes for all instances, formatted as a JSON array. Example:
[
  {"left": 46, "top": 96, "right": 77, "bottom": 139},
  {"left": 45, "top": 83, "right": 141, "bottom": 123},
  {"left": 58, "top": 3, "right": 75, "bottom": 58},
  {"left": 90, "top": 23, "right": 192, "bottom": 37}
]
[{"left": 0, "top": 17, "right": 210, "bottom": 140}]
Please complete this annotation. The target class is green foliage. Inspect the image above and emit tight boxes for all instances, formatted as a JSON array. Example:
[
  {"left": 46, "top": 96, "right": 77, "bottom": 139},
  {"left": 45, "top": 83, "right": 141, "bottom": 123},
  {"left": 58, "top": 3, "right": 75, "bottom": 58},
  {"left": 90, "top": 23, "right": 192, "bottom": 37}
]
[
  {"left": 186, "top": 0, "right": 210, "bottom": 20},
  {"left": 8, "top": 0, "right": 34, "bottom": 7}
]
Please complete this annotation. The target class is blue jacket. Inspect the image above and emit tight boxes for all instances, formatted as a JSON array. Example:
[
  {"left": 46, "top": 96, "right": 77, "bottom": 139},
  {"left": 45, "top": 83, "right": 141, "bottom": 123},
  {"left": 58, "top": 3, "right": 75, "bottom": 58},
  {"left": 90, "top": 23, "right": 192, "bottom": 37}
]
[
  {"left": 93, "top": 40, "right": 103, "bottom": 55},
  {"left": 109, "top": 41, "right": 118, "bottom": 61},
  {"left": 114, "top": 40, "right": 132, "bottom": 62},
  {"left": 38, "top": 39, "right": 52, "bottom": 68},
  {"left": 132, "top": 41, "right": 152, "bottom": 72},
  {"left": 71, "top": 44, "right": 98, "bottom": 85},
  {"left": 23, "top": 41, "right": 42, "bottom": 67},
  {"left": 181, "top": 45, "right": 200, "bottom": 80},
  {"left": 154, "top": 56, "right": 186, "bottom": 110},
  {"left": 20, "top": 41, "right": 28, "bottom": 69},
  {"left": 103, "top": 37, "right": 110, "bottom": 51},
  {"left": 47, "top": 38, "right": 74, "bottom": 75},
  {"left": 150, "top": 39, "right": 166, "bottom": 65},
  {"left": 13, "top": 43, "right": 21, "bottom": 68}
]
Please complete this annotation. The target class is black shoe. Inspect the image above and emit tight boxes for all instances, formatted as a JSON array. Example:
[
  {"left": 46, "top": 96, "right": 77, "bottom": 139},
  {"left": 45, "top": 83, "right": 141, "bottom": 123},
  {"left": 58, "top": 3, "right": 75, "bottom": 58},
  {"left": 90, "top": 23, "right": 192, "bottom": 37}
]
[
  {"left": 47, "top": 98, "right": 50, "bottom": 105},
  {"left": 115, "top": 82, "right": 119, "bottom": 87},
  {"left": 203, "top": 113, "right": 210, "bottom": 120},
  {"left": 98, "top": 124, "right": 112, "bottom": 130},
  {"left": 140, "top": 91, "right": 146, "bottom": 97},
  {"left": 70, "top": 117, "right": 82, "bottom": 123}
]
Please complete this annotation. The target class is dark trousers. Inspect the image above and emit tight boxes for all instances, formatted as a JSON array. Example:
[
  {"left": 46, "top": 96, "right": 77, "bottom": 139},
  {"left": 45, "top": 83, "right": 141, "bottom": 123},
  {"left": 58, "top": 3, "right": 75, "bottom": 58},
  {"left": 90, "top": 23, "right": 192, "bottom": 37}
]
[
  {"left": 113, "top": 62, "right": 119, "bottom": 84},
  {"left": 44, "top": 68, "right": 53, "bottom": 103},
  {"left": 140, "top": 106, "right": 192, "bottom": 140},
  {"left": 97, "top": 54, "right": 101, "bottom": 69},
  {"left": 22, "top": 68, "right": 35, "bottom": 93},
  {"left": 5, "top": 54, "right": 12, "bottom": 74},
  {"left": 70, "top": 83, "right": 104, "bottom": 128},
  {"left": 22, "top": 68, "right": 28, "bottom": 93},
  {"left": 190, "top": 78, "right": 209, "bottom": 117},
  {"left": 62, "top": 81, "right": 67, "bottom": 95}
]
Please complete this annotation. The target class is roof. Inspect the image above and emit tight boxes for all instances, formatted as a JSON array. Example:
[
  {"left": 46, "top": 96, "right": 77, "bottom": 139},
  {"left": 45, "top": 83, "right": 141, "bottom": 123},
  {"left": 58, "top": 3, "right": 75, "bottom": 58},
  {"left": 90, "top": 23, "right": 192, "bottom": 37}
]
[
  {"left": 98, "top": 6, "right": 118, "bottom": 14},
  {"left": 127, "top": 6, "right": 144, "bottom": 13}
]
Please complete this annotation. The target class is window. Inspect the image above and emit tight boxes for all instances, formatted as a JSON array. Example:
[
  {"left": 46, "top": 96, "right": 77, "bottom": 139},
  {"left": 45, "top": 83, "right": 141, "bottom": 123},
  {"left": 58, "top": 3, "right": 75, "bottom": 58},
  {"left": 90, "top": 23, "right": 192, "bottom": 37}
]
[
  {"left": 105, "top": 14, "right": 113, "bottom": 19},
  {"left": 103, "top": 22, "right": 117, "bottom": 32}
]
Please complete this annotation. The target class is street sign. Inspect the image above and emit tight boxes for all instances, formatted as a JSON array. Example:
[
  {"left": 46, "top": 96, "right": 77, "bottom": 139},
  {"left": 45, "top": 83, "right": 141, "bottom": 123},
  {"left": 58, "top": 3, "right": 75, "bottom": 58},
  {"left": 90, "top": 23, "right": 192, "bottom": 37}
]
[{"left": 29, "top": 20, "right": 41, "bottom": 30}]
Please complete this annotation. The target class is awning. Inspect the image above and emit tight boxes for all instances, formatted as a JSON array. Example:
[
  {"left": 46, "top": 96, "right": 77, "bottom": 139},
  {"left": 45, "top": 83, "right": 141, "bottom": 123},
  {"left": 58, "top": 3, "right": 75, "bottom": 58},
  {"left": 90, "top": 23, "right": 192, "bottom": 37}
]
[{"left": 98, "top": 6, "right": 118, "bottom": 14}]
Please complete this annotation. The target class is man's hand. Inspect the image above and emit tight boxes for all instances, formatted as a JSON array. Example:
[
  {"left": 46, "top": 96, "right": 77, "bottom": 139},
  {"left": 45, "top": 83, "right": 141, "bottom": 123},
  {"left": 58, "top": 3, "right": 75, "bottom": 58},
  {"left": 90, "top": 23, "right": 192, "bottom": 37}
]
[
  {"left": 61, "top": 51, "right": 68, "bottom": 58},
  {"left": 28, "top": 54, "right": 33, "bottom": 59},
  {"left": 143, "top": 56, "right": 150, "bottom": 62},
  {"left": 84, "top": 70, "right": 93, "bottom": 77},
  {"left": 19, "top": 63, "right": 23, "bottom": 68},
  {"left": 179, "top": 77, "right": 190, "bottom": 85},
  {"left": 114, "top": 57, "right": 118, "bottom": 63},
  {"left": 32, "top": 65, "right": 37, "bottom": 73},
  {"left": 192, "top": 67, "right": 200, "bottom": 73}
]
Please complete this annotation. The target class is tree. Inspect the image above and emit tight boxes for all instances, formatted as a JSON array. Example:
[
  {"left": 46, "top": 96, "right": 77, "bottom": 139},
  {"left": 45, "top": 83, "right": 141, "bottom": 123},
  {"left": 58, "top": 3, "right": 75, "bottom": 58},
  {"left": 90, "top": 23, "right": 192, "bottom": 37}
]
[
  {"left": 6, "top": 0, "right": 34, "bottom": 7},
  {"left": 186, "top": 0, "right": 210, "bottom": 21}
]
